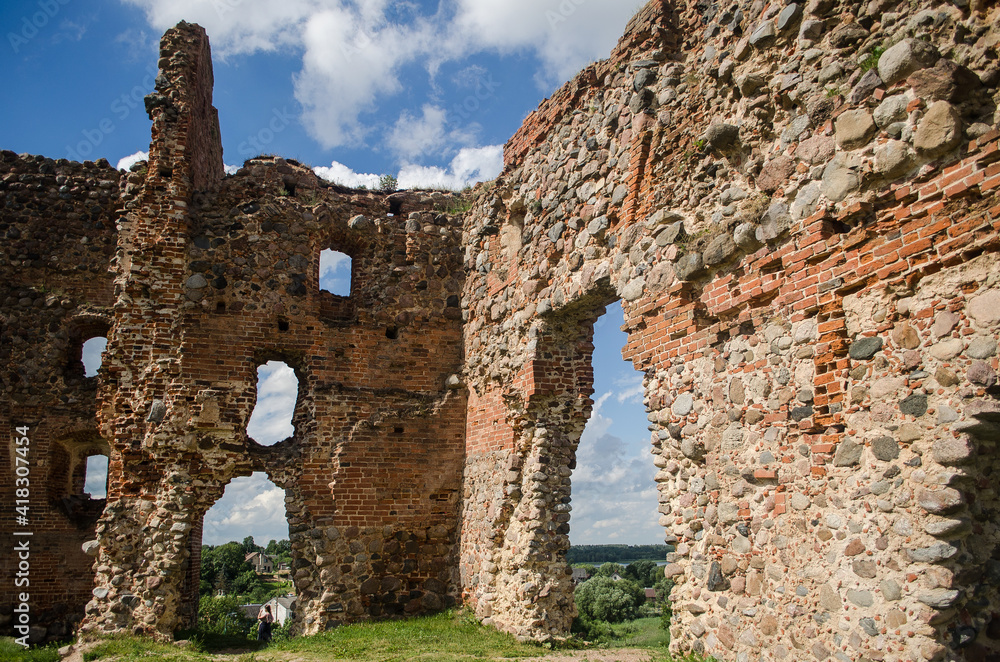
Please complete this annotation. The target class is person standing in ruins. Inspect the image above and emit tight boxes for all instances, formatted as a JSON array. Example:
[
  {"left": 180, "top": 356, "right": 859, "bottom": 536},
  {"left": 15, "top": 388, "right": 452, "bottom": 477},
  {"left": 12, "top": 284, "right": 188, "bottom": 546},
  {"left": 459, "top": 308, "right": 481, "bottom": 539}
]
[{"left": 257, "top": 604, "right": 273, "bottom": 643}]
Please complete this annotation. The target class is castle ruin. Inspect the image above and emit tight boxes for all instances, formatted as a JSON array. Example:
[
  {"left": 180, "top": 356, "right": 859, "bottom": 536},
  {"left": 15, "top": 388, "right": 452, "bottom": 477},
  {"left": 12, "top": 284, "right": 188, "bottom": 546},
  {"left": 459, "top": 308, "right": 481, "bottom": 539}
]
[{"left": 3, "top": 0, "right": 1000, "bottom": 659}]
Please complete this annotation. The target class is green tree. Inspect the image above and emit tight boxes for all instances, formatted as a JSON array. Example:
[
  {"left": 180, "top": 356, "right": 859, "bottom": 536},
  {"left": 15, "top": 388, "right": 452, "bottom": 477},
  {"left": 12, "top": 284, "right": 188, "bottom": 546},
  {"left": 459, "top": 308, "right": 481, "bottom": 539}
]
[
  {"left": 265, "top": 539, "right": 291, "bottom": 556},
  {"left": 654, "top": 576, "right": 675, "bottom": 632},
  {"left": 595, "top": 562, "right": 627, "bottom": 578},
  {"left": 242, "top": 536, "right": 261, "bottom": 555},
  {"left": 233, "top": 569, "right": 263, "bottom": 596},
  {"left": 575, "top": 576, "right": 645, "bottom": 623},
  {"left": 201, "top": 541, "right": 257, "bottom": 596},
  {"left": 625, "top": 559, "right": 661, "bottom": 587},
  {"left": 198, "top": 594, "right": 254, "bottom": 635},
  {"left": 378, "top": 174, "right": 397, "bottom": 192}
]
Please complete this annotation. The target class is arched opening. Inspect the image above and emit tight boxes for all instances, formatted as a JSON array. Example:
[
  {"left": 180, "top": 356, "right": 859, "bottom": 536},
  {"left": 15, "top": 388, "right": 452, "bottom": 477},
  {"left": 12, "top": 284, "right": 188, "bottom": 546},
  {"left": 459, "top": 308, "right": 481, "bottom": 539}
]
[
  {"left": 247, "top": 361, "right": 298, "bottom": 446},
  {"left": 81, "top": 337, "right": 107, "bottom": 377},
  {"left": 48, "top": 431, "right": 110, "bottom": 527},
  {"left": 199, "top": 473, "right": 295, "bottom": 632},
  {"left": 83, "top": 453, "right": 109, "bottom": 499},
  {"left": 568, "top": 300, "right": 669, "bottom": 633},
  {"left": 319, "top": 249, "right": 352, "bottom": 296},
  {"left": 572, "top": 301, "right": 661, "bottom": 545}
]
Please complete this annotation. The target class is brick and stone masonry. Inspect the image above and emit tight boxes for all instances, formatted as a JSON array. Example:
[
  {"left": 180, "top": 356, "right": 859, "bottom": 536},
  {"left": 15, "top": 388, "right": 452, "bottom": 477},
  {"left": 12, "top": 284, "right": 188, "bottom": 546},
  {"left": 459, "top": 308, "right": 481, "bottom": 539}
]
[{"left": 2, "top": 0, "right": 1000, "bottom": 658}]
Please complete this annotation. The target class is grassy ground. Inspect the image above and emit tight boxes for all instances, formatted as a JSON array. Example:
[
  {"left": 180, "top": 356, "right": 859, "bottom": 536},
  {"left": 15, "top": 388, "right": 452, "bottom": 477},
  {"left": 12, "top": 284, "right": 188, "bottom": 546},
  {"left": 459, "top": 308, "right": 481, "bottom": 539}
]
[
  {"left": 0, "top": 637, "right": 62, "bottom": 662},
  {"left": 0, "top": 612, "right": 712, "bottom": 662},
  {"left": 605, "top": 618, "right": 671, "bottom": 650}
]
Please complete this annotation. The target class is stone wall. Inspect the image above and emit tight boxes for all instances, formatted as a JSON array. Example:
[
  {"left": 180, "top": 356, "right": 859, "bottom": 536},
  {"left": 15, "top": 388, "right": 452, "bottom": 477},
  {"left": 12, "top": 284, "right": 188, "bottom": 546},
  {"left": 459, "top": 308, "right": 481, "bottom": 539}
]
[
  {"left": 459, "top": 0, "right": 1000, "bottom": 660},
  {"left": 2, "top": 23, "right": 468, "bottom": 643},
  {"left": 1, "top": 1, "right": 999, "bottom": 659},
  {"left": 0, "top": 151, "right": 119, "bottom": 642}
]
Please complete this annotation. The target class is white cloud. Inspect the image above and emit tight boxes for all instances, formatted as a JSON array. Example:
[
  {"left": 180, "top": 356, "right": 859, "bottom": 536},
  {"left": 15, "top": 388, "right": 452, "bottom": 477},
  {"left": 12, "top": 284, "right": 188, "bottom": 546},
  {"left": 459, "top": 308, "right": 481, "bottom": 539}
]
[
  {"left": 570, "top": 386, "right": 662, "bottom": 545},
  {"left": 294, "top": 8, "right": 426, "bottom": 149},
  {"left": 447, "top": 0, "right": 636, "bottom": 87},
  {"left": 313, "top": 160, "right": 381, "bottom": 188},
  {"left": 118, "top": 150, "right": 239, "bottom": 175},
  {"left": 121, "top": 0, "right": 323, "bottom": 55},
  {"left": 246, "top": 361, "right": 298, "bottom": 445},
  {"left": 116, "top": 150, "right": 148, "bottom": 171},
  {"left": 81, "top": 337, "right": 107, "bottom": 377},
  {"left": 84, "top": 455, "right": 109, "bottom": 499},
  {"left": 124, "top": 1, "right": 635, "bottom": 155},
  {"left": 388, "top": 104, "right": 477, "bottom": 160},
  {"left": 319, "top": 249, "right": 352, "bottom": 295},
  {"left": 203, "top": 472, "right": 289, "bottom": 546},
  {"left": 397, "top": 145, "right": 503, "bottom": 190},
  {"left": 613, "top": 374, "right": 645, "bottom": 405}
]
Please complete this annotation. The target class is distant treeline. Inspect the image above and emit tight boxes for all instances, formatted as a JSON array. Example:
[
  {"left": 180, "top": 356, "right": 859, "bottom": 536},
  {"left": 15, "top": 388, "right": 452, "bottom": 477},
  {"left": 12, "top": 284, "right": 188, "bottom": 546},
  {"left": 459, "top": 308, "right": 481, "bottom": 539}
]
[{"left": 566, "top": 544, "right": 672, "bottom": 564}]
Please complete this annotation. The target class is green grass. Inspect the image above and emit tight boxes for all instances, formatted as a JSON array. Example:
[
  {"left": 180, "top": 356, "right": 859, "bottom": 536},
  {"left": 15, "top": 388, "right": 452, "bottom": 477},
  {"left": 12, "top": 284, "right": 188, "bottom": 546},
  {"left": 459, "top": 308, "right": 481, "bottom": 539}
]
[
  {"left": 607, "top": 617, "right": 671, "bottom": 649},
  {"left": 80, "top": 636, "right": 218, "bottom": 662},
  {"left": 261, "top": 611, "right": 544, "bottom": 661},
  {"left": 0, "top": 638, "right": 62, "bottom": 662},
  {"left": 3, "top": 613, "right": 719, "bottom": 662}
]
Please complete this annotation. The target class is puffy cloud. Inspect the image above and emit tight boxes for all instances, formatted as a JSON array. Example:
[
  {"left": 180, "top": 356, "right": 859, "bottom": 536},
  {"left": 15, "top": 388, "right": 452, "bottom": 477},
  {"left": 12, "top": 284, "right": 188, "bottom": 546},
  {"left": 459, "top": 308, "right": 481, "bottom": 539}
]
[
  {"left": 388, "top": 104, "right": 477, "bottom": 161},
  {"left": 203, "top": 472, "right": 288, "bottom": 546},
  {"left": 81, "top": 337, "right": 107, "bottom": 378},
  {"left": 246, "top": 361, "right": 298, "bottom": 445},
  {"left": 570, "top": 387, "right": 662, "bottom": 545},
  {"left": 84, "top": 455, "right": 108, "bottom": 499},
  {"left": 294, "top": 7, "right": 422, "bottom": 148},
  {"left": 447, "top": 0, "right": 636, "bottom": 86},
  {"left": 312, "top": 160, "right": 381, "bottom": 188},
  {"left": 397, "top": 145, "right": 502, "bottom": 190},
  {"left": 118, "top": 149, "right": 239, "bottom": 175},
  {"left": 116, "top": 150, "right": 148, "bottom": 171},
  {"left": 121, "top": 0, "right": 323, "bottom": 55},
  {"left": 124, "top": 0, "right": 634, "bottom": 154},
  {"left": 319, "top": 249, "right": 352, "bottom": 296}
]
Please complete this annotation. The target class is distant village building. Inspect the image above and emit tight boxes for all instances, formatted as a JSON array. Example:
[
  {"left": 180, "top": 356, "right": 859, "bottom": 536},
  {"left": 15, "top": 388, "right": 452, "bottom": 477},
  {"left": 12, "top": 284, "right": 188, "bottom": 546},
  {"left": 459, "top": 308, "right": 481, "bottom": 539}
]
[
  {"left": 240, "top": 595, "right": 295, "bottom": 626},
  {"left": 240, "top": 603, "right": 262, "bottom": 621},
  {"left": 571, "top": 568, "right": 590, "bottom": 585},
  {"left": 264, "top": 595, "right": 296, "bottom": 626},
  {"left": 245, "top": 551, "right": 274, "bottom": 574}
]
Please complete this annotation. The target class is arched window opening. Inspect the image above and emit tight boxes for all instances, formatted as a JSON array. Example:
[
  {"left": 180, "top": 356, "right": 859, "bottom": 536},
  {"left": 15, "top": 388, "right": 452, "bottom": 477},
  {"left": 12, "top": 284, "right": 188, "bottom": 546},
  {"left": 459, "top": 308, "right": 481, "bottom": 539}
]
[
  {"left": 319, "top": 249, "right": 352, "bottom": 296},
  {"left": 200, "top": 473, "right": 294, "bottom": 611},
  {"left": 569, "top": 301, "right": 668, "bottom": 618},
  {"left": 81, "top": 336, "right": 107, "bottom": 377},
  {"left": 84, "top": 453, "right": 109, "bottom": 500},
  {"left": 247, "top": 361, "right": 298, "bottom": 446}
]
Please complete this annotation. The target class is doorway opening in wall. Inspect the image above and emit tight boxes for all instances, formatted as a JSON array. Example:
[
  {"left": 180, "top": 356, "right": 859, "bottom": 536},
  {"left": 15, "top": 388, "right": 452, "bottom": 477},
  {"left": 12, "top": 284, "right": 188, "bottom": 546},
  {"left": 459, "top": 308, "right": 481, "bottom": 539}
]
[
  {"left": 247, "top": 361, "right": 298, "bottom": 446},
  {"left": 193, "top": 361, "right": 299, "bottom": 639},
  {"left": 200, "top": 472, "right": 295, "bottom": 637},
  {"left": 81, "top": 336, "right": 107, "bottom": 377},
  {"left": 319, "top": 249, "right": 352, "bottom": 296},
  {"left": 569, "top": 300, "right": 671, "bottom": 639}
]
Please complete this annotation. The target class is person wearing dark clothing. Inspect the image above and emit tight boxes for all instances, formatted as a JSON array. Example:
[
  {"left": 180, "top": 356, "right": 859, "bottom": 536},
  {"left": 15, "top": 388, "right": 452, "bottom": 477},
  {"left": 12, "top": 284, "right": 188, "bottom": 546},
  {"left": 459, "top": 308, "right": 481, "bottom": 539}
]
[{"left": 257, "top": 604, "right": 273, "bottom": 643}]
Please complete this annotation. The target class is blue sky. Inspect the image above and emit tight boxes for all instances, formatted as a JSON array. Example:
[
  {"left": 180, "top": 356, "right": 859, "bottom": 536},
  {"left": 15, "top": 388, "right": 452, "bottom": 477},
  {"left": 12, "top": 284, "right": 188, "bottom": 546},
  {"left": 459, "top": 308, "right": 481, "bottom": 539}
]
[
  {"left": 43, "top": 0, "right": 661, "bottom": 547},
  {"left": 2, "top": 0, "right": 638, "bottom": 188}
]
